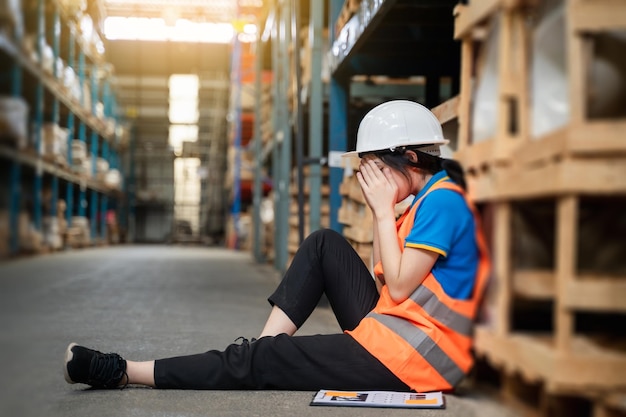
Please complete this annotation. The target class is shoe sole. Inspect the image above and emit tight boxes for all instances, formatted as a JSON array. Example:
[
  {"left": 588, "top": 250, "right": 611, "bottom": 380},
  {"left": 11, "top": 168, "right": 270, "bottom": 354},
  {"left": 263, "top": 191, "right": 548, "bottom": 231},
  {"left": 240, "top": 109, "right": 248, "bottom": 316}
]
[{"left": 64, "top": 343, "right": 78, "bottom": 384}]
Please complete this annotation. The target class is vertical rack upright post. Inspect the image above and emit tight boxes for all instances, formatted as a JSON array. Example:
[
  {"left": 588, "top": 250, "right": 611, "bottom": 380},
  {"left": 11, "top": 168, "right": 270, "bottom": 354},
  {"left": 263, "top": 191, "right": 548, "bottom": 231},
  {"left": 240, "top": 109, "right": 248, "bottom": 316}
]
[
  {"left": 33, "top": 0, "right": 45, "bottom": 233},
  {"left": 50, "top": 2, "right": 61, "bottom": 220},
  {"left": 65, "top": 25, "right": 75, "bottom": 230},
  {"left": 90, "top": 65, "right": 99, "bottom": 241},
  {"left": 328, "top": 0, "right": 348, "bottom": 233},
  {"left": 9, "top": 8, "right": 23, "bottom": 255}
]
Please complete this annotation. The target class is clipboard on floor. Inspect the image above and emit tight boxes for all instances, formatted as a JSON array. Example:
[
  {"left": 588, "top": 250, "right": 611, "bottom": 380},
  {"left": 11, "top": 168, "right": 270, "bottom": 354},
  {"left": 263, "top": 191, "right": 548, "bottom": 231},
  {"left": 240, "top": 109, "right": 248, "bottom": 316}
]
[{"left": 310, "top": 389, "right": 445, "bottom": 409}]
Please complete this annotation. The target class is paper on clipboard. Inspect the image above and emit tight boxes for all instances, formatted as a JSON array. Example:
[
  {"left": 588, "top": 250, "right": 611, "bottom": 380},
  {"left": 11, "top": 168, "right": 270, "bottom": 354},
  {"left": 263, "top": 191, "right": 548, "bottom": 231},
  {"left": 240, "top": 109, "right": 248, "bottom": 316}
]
[{"left": 310, "top": 390, "right": 445, "bottom": 409}]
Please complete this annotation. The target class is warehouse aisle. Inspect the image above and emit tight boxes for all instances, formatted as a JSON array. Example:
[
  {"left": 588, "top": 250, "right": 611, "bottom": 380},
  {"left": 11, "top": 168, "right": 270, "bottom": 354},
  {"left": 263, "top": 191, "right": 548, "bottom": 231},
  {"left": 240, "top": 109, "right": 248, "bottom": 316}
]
[{"left": 0, "top": 246, "right": 518, "bottom": 417}]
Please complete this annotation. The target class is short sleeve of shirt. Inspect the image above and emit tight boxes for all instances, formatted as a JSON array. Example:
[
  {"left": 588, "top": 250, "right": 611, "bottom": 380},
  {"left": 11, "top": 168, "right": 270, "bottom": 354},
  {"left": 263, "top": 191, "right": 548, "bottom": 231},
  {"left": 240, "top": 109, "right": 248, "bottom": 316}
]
[{"left": 404, "top": 189, "right": 468, "bottom": 257}]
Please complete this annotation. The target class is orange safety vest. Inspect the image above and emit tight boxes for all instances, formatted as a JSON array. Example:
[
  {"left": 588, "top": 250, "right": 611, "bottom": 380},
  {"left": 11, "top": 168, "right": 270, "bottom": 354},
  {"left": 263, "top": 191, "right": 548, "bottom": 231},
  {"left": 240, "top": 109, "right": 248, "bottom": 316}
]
[{"left": 347, "top": 180, "right": 491, "bottom": 392}]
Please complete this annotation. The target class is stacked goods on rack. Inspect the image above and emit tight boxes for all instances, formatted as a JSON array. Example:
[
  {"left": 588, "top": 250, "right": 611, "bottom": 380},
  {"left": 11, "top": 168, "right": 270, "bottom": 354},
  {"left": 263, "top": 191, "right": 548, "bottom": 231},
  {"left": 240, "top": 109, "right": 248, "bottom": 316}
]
[
  {"left": 40, "top": 189, "right": 68, "bottom": 251},
  {"left": 299, "top": 27, "right": 329, "bottom": 103},
  {"left": 18, "top": 211, "right": 42, "bottom": 253},
  {"left": 41, "top": 123, "right": 69, "bottom": 166},
  {"left": 0, "top": 96, "right": 28, "bottom": 149},
  {"left": 338, "top": 170, "right": 373, "bottom": 267},
  {"left": 454, "top": 1, "right": 626, "bottom": 415},
  {"left": 260, "top": 193, "right": 275, "bottom": 263},
  {"left": 260, "top": 82, "right": 272, "bottom": 146},
  {"left": 64, "top": 215, "right": 90, "bottom": 248},
  {"left": 71, "top": 140, "right": 91, "bottom": 177},
  {"left": 330, "top": 0, "right": 384, "bottom": 70},
  {"left": 286, "top": 166, "right": 330, "bottom": 266}
]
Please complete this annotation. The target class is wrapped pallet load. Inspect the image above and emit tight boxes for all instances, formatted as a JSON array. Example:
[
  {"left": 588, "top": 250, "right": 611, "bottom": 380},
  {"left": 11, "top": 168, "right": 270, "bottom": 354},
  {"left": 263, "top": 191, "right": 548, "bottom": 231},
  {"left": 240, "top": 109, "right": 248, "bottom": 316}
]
[
  {"left": 531, "top": 0, "right": 568, "bottom": 138},
  {"left": 0, "top": 96, "right": 29, "bottom": 148},
  {"left": 42, "top": 123, "right": 69, "bottom": 164},
  {"left": 532, "top": 0, "right": 626, "bottom": 138},
  {"left": 471, "top": 16, "right": 500, "bottom": 143}
]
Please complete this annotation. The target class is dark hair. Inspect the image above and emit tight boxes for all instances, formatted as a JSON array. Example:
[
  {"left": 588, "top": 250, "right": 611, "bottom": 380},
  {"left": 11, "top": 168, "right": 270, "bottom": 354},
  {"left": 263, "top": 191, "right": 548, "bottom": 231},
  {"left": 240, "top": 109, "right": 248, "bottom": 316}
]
[{"left": 363, "top": 146, "right": 467, "bottom": 191}]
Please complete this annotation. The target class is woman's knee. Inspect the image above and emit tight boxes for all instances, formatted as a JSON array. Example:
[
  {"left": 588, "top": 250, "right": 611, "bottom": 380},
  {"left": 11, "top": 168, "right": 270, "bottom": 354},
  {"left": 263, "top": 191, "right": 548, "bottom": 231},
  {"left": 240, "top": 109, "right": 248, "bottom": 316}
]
[{"left": 302, "top": 228, "right": 346, "bottom": 250}]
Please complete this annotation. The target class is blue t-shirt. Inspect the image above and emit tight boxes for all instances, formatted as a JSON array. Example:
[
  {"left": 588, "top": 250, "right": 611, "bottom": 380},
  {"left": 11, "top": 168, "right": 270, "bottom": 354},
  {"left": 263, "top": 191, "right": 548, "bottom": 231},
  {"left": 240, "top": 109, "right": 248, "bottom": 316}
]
[{"left": 404, "top": 171, "right": 478, "bottom": 300}]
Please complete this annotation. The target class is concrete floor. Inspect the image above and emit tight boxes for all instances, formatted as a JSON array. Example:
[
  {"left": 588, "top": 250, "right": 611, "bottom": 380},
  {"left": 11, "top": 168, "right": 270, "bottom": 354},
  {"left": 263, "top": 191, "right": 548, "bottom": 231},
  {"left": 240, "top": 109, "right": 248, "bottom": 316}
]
[{"left": 0, "top": 245, "right": 520, "bottom": 417}]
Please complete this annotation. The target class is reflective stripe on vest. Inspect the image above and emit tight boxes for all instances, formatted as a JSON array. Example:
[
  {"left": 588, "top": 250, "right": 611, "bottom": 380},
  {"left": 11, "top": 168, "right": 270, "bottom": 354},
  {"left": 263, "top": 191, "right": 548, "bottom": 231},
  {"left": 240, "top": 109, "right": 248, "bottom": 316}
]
[
  {"left": 367, "top": 312, "right": 466, "bottom": 387},
  {"left": 409, "top": 285, "right": 473, "bottom": 337}
]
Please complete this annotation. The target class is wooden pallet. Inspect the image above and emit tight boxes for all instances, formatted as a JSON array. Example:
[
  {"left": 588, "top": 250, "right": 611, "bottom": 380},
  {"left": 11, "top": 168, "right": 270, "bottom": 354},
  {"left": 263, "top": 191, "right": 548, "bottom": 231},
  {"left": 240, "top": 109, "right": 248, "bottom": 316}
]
[{"left": 475, "top": 196, "right": 626, "bottom": 415}]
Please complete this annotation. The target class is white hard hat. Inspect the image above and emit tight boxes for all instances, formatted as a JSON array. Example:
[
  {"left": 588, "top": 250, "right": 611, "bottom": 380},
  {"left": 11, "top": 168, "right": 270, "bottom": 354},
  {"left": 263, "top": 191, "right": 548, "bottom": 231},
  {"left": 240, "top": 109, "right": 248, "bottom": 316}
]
[{"left": 342, "top": 100, "right": 449, "bottom": 158}]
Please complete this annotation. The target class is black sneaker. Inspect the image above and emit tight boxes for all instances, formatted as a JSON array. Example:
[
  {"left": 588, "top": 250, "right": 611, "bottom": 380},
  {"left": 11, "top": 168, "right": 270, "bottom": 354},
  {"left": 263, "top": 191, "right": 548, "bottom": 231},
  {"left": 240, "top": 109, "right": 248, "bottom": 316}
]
[{"left": 64, "top": 343, "right": 128, "bottom": 389}]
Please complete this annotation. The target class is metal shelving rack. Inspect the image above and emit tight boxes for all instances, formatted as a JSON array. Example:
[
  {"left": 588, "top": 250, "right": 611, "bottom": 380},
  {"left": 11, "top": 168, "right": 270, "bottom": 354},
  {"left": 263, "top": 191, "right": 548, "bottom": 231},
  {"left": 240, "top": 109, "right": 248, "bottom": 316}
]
[
  {"left": 0, "top": 0, "right": 125, "bottom": 256},
  {"left": 249, "top": 0, "right": 460, "bottom": 271},
  {"left": 249, "top": 0, "right": 326, "bottom": 271}
]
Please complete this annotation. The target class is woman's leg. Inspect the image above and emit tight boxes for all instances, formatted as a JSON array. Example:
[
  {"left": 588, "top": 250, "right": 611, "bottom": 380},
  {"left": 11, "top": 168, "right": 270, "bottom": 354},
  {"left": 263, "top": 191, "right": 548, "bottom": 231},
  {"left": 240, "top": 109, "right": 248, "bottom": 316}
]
[
  {"left": 263, "top": 229, "right": 379, "bottom": 336},
  {"left": 154, "top": 333, "right": 409, "bottom": 391},
  {"left": 126, "top": 361, "right": 155, "bottom": 387},
  {"left": 258, "top": 306, "right": 297, "bottom": 338},
  {"left": 66, "top": 334, "right": 410, "bottom": 391}
]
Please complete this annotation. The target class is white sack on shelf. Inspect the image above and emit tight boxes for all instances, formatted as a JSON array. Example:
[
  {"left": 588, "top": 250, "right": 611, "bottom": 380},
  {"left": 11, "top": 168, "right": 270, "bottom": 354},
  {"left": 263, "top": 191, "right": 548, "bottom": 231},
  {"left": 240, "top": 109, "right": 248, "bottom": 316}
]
[
  {"left": 43, "top": 216, "right": 62, "bottom": 250},
  {"left": 0, "top": 96, "right": 29, "bottom": 148},
  {"left": 42, "top": 124, "right": 69, "bottom": 160},
  {"left": 103, "top": 169, "right": 122, "bottom": 189},
  {"left": 471, "top": 16, "right": 500, "bottom": 143},
  {"left": 96, "top": 157, "right": 109, "bottom": 173},
  {"left": 531, "top": 1, "right": 568, "bottom": 139}
]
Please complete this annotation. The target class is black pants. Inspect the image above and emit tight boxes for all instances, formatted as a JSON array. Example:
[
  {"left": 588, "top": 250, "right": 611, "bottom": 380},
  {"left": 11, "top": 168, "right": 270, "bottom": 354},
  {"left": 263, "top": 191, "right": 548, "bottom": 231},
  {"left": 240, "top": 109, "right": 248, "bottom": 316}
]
[{"left": 154, "top": 229, "right": 409, "bottom": 391}]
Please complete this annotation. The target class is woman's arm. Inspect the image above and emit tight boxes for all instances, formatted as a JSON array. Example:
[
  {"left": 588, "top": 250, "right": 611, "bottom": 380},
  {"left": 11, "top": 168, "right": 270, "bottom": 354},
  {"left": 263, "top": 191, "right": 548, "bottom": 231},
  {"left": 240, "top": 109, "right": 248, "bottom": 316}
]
[{"left": 371, "top": 218, "right": 384, "bottom": 289}]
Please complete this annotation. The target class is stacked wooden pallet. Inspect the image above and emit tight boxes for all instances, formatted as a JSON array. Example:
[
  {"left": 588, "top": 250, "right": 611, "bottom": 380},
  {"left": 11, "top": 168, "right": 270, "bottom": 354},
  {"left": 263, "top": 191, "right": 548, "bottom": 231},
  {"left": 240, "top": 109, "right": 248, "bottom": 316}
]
[
  {"left": 453, "top": 1, "right": 626, "bottom": 415},
  {"left": 334, "top": 0, "right": 364, "bottom": 39},
  {"left": 260, "top": 83, "right": 273, "bottom": 147},
  {"left": 338, "top": 169, "right": 374, "bottom": 267},
  {"left": 286, "top": 166, "right": 330, "bottom": 266}
]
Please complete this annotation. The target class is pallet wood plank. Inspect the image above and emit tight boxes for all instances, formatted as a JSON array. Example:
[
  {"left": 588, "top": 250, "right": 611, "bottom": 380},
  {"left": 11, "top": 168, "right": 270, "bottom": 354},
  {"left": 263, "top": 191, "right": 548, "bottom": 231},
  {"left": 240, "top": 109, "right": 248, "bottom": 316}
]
[
  {"left": 454, "top": 0, "right": 503, "bottom": 40},
  {"left": 494, "top": 202, "right": 513, "bottom": 336},
  {"left": 431, "top": 95, "right": 460, "bottom": 125},
  {"left": 513, "top": 269, "right": 555, "bottom": 300},
  {"left": 570, "top": 0, "right": 626, "bottom": 32},
  {"left": 564, "top": 277, "right": 626, "bottom": 313},
  {"left": 556, "top": 196, "right": 577, "bottom": 352}
]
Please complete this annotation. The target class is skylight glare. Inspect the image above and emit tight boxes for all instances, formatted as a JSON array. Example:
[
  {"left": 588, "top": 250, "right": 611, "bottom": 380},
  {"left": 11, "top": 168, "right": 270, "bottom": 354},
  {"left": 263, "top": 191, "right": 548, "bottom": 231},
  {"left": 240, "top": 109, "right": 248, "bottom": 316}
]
[{"left": 104, "top": 16, "right": 235, "bottom": 43}]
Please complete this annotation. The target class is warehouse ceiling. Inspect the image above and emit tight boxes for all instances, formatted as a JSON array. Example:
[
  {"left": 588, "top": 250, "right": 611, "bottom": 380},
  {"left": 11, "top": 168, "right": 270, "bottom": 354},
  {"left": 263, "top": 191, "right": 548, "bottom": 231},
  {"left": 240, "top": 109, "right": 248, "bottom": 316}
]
[{"left": 103, "top": 0, "right": 261, "bottom": 21}]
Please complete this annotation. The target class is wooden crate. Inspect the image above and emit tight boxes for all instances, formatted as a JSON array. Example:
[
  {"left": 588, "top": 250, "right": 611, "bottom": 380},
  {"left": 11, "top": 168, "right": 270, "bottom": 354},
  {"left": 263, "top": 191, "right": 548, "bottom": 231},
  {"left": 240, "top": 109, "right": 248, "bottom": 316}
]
[
  {"left": 453, "top": 0, "right": 531, "bottom": 172},
  {"left": 450, "top": 3, "right": 626, "bottom": 414}
]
